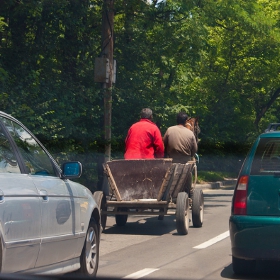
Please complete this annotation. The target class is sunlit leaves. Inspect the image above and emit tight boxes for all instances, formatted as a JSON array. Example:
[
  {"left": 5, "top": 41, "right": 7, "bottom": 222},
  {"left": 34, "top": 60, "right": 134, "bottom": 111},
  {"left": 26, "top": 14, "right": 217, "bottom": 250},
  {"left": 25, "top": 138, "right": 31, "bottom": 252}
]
[{"left": 1, "top": 0, "right": 280, "bottom": 185}]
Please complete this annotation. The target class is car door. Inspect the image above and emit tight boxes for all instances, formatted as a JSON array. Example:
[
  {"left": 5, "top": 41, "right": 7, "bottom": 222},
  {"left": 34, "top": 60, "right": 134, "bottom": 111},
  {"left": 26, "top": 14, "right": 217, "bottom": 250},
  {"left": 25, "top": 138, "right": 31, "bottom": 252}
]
[
  {"left": 1, "top": 117, "right": 80, "bottom": 268},
  {"left": 0, "top": 119, "right": 41, "bottom": 273}
]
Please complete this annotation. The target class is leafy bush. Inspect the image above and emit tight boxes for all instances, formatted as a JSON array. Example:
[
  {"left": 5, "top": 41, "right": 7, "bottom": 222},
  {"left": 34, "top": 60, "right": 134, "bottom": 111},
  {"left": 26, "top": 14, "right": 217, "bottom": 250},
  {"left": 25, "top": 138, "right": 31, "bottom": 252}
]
[{"left": 197, "top": 170, "right": 237, "bottom": 183}]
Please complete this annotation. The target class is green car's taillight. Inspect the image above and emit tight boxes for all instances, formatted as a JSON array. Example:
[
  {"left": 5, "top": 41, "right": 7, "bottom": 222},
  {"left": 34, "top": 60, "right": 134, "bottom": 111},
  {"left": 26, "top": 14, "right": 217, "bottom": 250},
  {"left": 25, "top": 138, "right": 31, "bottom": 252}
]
[{"left": 233, "top": 175, "right": 248, "bottom": 215}]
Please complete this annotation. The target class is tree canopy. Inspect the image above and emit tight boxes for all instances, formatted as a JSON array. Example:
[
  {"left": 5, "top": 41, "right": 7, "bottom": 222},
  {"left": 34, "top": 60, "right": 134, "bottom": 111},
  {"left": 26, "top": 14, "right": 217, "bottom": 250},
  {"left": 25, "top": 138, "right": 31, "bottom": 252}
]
[{"left": 1, "top": 0, "right": 280, "bottom": 189}]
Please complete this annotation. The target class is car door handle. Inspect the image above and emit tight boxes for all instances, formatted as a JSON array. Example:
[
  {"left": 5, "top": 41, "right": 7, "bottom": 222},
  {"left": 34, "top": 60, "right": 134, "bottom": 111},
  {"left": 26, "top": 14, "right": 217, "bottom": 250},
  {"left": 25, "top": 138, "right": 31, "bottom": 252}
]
[
  {"left": 0, "top": 189, "right": 4, "bottom": 203},
  {"left": 39, "top": 190, "right": 48, "bottom": 202}
]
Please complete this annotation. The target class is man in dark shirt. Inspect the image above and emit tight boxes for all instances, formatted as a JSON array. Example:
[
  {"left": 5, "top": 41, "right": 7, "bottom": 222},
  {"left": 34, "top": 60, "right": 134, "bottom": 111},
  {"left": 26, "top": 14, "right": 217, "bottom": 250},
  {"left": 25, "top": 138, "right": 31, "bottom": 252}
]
[
  {"left": 163, "top": 112, "right": 197, "bottom": 163},
  {"left": 163, "top": 112, "right": 198, "bottom": 199}
]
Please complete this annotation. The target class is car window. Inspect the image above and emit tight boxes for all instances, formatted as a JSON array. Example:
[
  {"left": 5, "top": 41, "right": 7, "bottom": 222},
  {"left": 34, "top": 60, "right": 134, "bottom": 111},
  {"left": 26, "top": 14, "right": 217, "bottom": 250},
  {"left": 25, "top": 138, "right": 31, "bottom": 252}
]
[
  {"left": 251, "top": 138, "right": 280, "bottom": 175},
  {"left": 0, "top": 124, "right": 21, "bottom": 173},
  {"left": 0, "top": 117, "right": 56, "bottom": 176}
]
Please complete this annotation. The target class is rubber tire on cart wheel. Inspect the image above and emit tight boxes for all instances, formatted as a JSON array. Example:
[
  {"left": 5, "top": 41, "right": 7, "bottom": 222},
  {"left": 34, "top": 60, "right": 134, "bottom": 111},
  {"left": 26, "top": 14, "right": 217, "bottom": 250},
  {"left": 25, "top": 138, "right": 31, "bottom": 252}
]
[
  {"left": 232, "top": 256, "right": 255, "bottom": 275},
  {"left": 192, "top": 189, "right": 204, "bottom": 228},
  {"left": 176, "top": 192, "right": 190, "bottom": 235},
  {"left": 78, "top": 219, "right": 99, "bottom": 277},
  {"left": 93, "top": 191, "right": 107, "bottom": 232},
  {"left": 115, "top": 207, "right": 128, "bottom": 226},
  {"left": 184, "top": 173, "right": 192, "bottom": 196}
]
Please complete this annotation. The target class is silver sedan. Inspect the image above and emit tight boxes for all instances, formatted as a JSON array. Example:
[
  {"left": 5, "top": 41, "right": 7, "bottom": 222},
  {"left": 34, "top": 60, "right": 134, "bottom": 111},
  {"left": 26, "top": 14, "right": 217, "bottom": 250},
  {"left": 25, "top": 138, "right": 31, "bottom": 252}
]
[{"left": 0, "top": 111, "right": 100, "bottom": 277}]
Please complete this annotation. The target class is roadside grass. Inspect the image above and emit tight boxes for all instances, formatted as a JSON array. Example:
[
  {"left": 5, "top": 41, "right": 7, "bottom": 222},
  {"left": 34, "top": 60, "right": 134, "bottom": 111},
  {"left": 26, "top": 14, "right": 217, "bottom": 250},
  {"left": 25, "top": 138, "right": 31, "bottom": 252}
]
[{"left": 197, "top": 170, "right": 237, "bottom": 184}]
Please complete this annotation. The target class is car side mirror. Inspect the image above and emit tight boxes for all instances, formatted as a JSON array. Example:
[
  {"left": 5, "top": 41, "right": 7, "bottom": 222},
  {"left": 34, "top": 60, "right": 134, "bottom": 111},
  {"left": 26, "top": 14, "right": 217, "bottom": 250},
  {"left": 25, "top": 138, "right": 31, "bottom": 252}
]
[{"left": 61, "top": 161, "right": 82, "bottom": 179}]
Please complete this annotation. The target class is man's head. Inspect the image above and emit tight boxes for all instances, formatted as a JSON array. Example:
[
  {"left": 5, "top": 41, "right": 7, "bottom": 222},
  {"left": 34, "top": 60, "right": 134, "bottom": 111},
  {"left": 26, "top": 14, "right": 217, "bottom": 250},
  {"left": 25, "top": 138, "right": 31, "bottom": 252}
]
[
  {"left": 140, "top": 108, "right": 153, "bottom": 120},
  {"left": 177, "top": 112, "right": 189, "bottom": 125}
]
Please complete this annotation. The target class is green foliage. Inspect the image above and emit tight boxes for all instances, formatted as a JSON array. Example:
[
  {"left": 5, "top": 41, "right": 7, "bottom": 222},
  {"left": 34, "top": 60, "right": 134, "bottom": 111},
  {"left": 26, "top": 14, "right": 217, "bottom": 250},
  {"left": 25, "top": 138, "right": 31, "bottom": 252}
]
[
  {"left": 1, "top": 0, "right": 280, "bottom": 188},
  {"left": 190, "top": 0, "right": 280, "bottom": 152},
  {"left": 197, "top": 170, "right": 237, "bottom": 183}
]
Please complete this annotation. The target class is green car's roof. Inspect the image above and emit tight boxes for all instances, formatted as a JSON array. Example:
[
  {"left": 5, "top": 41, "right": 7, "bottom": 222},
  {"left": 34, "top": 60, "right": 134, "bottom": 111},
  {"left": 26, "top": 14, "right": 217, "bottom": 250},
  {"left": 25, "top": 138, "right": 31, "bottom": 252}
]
[{"left": 260, "top": 131, "right": 280, "bottom": 138}]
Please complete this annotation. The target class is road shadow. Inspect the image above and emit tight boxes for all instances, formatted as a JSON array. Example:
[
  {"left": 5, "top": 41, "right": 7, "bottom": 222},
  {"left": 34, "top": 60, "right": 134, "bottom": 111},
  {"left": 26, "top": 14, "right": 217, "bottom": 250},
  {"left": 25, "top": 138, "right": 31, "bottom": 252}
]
[
  {"left": 102, "top": 214, "right": 202, "bottom": 236},
  {"left": 221, "top": 261, "right": 280, "bottom": 280},
  {"left": 102, "top": 214, "right": 176, "bottom": 235},
  {"left": 203, "top": 193, "right": 233, "bottom": 198},
  {"left": 102, "top": 189, "right": 232, "bottom": 236},
  {"left": 203, "top": 192, "right": 233, "bottom": 208}
]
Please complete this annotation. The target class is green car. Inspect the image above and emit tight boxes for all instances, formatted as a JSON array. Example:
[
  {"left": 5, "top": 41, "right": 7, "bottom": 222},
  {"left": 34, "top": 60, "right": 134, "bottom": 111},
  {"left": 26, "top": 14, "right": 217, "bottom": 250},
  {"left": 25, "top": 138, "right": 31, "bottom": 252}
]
[{"left": 230, "top": 123, "right": 280, "bottom": 274}]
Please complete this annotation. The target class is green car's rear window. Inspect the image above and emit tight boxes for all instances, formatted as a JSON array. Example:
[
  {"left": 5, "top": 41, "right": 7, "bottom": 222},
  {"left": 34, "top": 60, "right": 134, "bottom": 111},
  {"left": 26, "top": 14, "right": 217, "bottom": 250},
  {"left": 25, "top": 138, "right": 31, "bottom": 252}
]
[{"left": 251, "top": 138, "right": 280, "bottom": 175}]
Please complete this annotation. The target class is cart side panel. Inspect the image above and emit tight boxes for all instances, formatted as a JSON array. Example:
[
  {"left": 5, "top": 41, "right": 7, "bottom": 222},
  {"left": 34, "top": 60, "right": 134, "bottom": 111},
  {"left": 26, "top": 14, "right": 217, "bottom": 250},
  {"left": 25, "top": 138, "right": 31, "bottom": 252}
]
[
  {"left": 104, "top": 164, "right": 122, "bottom": 200},
  {"left": 157, "top": 164, "right": 177, "bottom": 201},
  {"left": 171, "top": 163, "right": 193, "bottom": 199},
  {"left": 168, "top": 164, "right": 185, "bottom": 196},
  {"left": 106, "top": 159, "right": 172, "bottom": 200},
  {"left": 157, "top": 163, "right": 194, "bottom": 202},
  {"left": 158, "top": 164, "right": 182, "bottom": 201}
]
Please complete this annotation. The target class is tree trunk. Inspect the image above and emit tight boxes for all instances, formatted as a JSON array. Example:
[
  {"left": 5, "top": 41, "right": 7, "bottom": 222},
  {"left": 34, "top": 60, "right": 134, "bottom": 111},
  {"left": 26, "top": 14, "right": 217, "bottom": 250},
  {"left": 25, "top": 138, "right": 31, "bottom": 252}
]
[{"left": 254, "top": 88, "right": 280, "bottom": 130}]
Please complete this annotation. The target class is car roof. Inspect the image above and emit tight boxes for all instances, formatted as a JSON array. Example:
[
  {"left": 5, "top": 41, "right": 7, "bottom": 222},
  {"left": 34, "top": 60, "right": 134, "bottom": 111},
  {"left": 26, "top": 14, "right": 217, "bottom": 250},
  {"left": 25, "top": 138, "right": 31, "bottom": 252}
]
[
  {"left": 264, "top": 123, "right": 280, "bottom": 132},
  {"left": 0, "top": 111, "right": 18, "bottom": 121},
  {"left": 260, "top": 132, "right": 280, "bottom": 138},
  {"left": 0, "top": 111, "right": 28, "bottom": 128},
  {"left": 0, "top": 111, "right": 13, "bottom": 118},
  {"left": 260, "top": 123, "right": 280, "bottom": 138}
]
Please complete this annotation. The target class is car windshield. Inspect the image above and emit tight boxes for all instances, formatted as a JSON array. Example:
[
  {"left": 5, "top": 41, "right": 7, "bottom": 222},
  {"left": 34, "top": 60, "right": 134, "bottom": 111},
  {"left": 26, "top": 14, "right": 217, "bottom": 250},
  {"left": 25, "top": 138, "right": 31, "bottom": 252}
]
[
  {"left": 0, "top": 124, "right": 20, "bottom": 173},
  {"left": 251, "top": 138, "right": 280, "bottom": 175},
  {"left": 0, "top": 117, "right": 56, "bottom": 176}
]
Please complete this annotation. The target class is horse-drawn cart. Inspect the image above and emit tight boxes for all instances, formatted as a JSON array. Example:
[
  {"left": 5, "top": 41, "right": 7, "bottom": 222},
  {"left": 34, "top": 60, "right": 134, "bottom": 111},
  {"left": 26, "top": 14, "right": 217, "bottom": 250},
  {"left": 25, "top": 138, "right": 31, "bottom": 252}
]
[{"left": 94, "top": 158, "right": 204, "bottom": 235}]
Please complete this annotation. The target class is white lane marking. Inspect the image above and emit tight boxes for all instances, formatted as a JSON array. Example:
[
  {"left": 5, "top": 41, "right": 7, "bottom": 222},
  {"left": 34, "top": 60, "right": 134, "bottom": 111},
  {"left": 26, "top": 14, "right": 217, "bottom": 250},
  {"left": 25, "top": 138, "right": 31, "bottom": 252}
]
[
  {"left": 193, "top": 230, "right": 229, "bottom": 249},
  {"left": 122, "top": 268, "right": 159, "bottom": 279},
  {"left": 121, "top": 232, "right": 229, "bottom": 278}
]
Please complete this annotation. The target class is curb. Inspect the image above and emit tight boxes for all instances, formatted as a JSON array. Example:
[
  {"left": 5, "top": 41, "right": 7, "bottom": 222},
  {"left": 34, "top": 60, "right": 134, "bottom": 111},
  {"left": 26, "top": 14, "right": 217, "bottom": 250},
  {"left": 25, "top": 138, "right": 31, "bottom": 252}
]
[{"left": 196, "top": 179, "right": 237, "bottom": 190}]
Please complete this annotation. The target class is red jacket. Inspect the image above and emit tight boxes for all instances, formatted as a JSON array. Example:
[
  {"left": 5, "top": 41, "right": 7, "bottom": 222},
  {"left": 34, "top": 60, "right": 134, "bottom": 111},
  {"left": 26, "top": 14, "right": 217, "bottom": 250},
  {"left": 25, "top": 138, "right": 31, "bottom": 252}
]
[{"left": 124, "top": 119, "right": 164, "bottom": 159}]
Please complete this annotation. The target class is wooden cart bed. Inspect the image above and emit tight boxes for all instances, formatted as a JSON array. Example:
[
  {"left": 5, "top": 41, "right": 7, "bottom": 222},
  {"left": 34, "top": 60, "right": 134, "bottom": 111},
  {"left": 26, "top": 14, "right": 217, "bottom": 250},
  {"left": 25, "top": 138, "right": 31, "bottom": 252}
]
[{"left": 103, "top": 158, "right": 194, "bottom": 203}]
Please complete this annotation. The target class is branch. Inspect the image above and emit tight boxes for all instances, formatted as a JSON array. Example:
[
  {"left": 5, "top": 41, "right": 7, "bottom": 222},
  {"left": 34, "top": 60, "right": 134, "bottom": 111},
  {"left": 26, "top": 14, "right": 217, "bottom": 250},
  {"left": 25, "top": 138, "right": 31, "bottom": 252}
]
[{"left": 254, "top": 87, "right": 280, "bottom": 129}]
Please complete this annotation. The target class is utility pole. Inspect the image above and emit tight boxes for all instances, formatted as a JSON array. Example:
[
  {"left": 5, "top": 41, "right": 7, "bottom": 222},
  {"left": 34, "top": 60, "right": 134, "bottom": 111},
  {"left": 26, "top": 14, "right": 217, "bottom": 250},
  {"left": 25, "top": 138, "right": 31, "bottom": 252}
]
[
  {"left": 94, "top": 0, "right": 114, "bottom": 191},
  {"left": 102, "top": 0, "right": 114, "bottom": 162}
]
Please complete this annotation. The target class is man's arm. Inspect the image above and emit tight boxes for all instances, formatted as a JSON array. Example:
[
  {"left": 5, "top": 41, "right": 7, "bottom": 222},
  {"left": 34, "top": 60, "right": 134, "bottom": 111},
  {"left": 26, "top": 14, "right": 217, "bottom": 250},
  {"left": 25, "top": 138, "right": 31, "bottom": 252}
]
[
  {"left": 191, "top": 134, "right": 198, "bottom": 157},
  {"left": 163, "top": 130, "right": 168, "bottom": 147},
  {"left": 153, "top": 128, "right": 165, "bottom": 158}
]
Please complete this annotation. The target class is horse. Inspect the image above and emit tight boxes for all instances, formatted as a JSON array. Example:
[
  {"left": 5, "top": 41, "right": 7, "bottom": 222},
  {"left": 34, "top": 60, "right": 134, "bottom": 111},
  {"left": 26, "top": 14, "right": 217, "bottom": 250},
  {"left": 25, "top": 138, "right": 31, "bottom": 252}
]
[{"left": 185, "top": 117, "right": 200, "bottom": 142}]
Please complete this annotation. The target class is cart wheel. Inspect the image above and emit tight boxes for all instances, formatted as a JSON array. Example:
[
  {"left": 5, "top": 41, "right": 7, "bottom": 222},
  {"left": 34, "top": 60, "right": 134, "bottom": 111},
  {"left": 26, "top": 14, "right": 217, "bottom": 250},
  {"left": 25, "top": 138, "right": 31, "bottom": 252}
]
[
  {"left": 115, "top": 207, "right": 128, "bottom": 226},
  {"left": 185, "top": 172, "right": 192, "bottom": 196},
  {"left": 93, "top": 191, "right": 107, "bottom": 232},
  {"left": 176, "top": 192, "right": 190, "bottom": 235},
  {"left": 192, "top": 164, "right": 197, "bottom": 188},
  {"left": 192, "top": 189, "right": 204, "bottom": 228}
]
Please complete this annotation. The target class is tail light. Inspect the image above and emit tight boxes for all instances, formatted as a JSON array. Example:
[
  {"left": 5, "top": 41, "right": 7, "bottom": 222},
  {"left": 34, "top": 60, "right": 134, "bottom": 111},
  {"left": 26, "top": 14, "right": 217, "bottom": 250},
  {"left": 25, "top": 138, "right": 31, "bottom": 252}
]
[{"left": 233, "top": 175, "right": 248, "bottom": 215}]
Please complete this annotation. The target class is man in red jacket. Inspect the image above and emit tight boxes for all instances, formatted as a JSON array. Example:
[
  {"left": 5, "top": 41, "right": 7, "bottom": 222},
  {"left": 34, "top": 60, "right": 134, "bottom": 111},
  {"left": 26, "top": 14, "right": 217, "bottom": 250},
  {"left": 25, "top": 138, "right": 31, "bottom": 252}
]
[{"left": 124, "top": 108, "right": 164, "bottom": 159}]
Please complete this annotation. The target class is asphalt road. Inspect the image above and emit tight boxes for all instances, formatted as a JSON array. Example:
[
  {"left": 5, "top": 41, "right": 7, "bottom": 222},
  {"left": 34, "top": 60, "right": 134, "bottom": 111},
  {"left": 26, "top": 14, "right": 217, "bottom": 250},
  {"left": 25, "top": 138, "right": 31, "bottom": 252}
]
[{"left": 96, "top": 185, "right": 280, "bottom": 280}]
